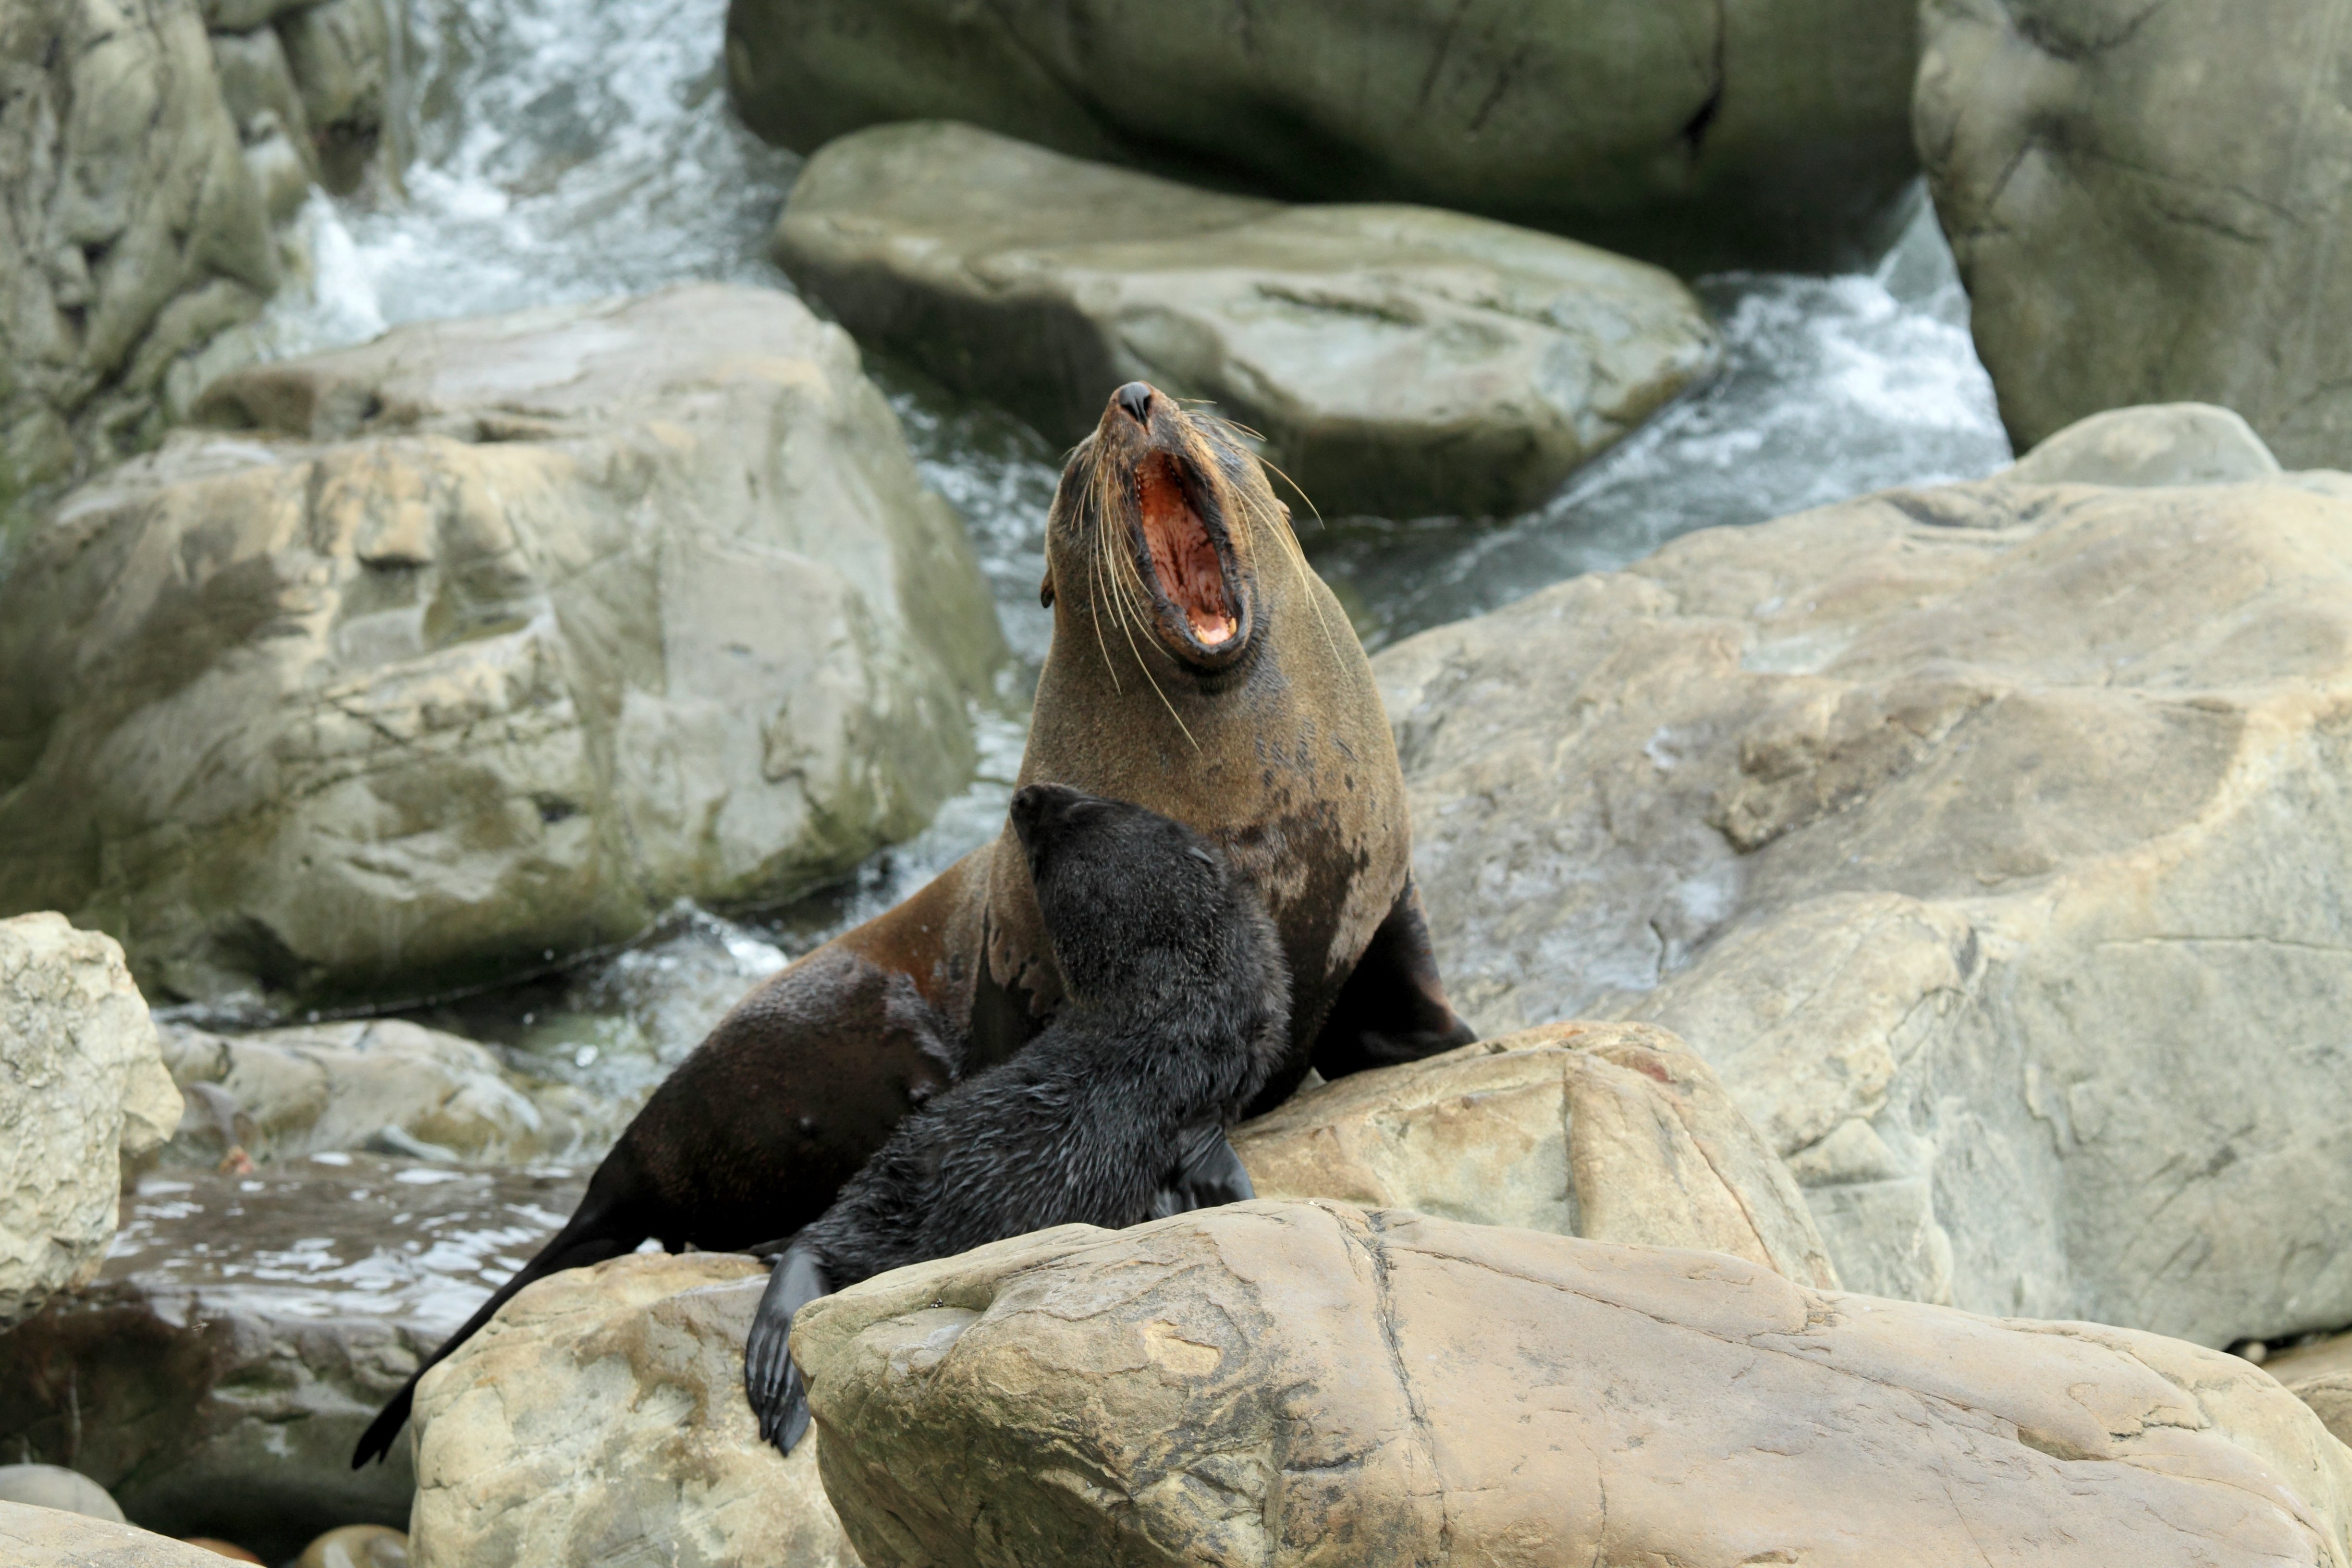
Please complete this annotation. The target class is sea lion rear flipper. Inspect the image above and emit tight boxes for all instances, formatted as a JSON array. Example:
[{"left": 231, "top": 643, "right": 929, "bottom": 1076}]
[
  {"left": 1309, "top": 873, "right": 1479, "bottom": 1081},
  {"left": 747, "top": 1242, "right": 831, "bottom": 1456}
]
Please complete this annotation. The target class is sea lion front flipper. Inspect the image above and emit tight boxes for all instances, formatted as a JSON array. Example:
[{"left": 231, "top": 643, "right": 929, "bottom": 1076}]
[
  {"left": 746, "top": 1241, "right": 831, "bottom": 1456},
  {"left": 1307, "top": 872, "right": 1478, "bottom": 1082},
  {"left": 1148, "top": 1121, "right": 1257, "bottom": 1219}
]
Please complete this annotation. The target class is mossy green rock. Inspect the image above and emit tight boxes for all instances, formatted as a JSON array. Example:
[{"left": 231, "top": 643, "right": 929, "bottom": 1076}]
[
  {"left": 726, "top": 0, "right": 1922, "bottom": 272},
  {"left": 0, "top": 284, "right": 1003, "bottom": 1007}
]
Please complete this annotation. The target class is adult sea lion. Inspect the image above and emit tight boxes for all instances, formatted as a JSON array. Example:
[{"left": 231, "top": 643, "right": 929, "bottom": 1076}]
[
  {"left": 747, "top": 782, "right": 1291, "bottom": 1452},
  {"left": 352, "top": 380, "right": 1473, "bottom": 1467}
]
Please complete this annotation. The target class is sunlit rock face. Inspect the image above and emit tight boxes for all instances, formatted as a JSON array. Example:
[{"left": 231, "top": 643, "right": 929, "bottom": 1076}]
[
  {"left": 408, "top": 1253, "right": 859, "bottom": 1568},
  {"left": 0, "top": 1153, "right": 585, "bottom": 1562},
  {"left": 1917, "top": 0, "right": 2352, "bottom": 468},
  {"left": 794, "top": 1204, "right": 2352, "bottom": 1568},
  {"left": 0, "top": 282, "right": 1004, "bottom": 1008},
  {"left": 1378, "top": 453, "right": 2352, "bottom": 1347},
  {"left": 725, "top": 0, "right": 1924, "bottom": 273},
  {"left": 774, "top": 121, "right": 1719, "bottom": 521},
  {"left": 0, "top": 913, "right": 181, "bottom": 1330}
]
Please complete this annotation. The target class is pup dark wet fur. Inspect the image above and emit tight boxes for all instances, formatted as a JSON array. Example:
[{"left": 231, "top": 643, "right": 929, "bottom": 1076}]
[{"left": 745, "top": 783, "right": 1290, "bottom": 1452}]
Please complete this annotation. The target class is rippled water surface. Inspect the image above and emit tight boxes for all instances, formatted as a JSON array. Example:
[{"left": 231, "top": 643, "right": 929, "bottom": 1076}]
[{"left": 254, "top": 0, "right": 2012, "bottom": 1106}]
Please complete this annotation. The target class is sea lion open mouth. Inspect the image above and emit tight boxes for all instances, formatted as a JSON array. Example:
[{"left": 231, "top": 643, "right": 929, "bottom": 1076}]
[{"left": 1137, "top": 452, "right": 1241, "bottom": 651}]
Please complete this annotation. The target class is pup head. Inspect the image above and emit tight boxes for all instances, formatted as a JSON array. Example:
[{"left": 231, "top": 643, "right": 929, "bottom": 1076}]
[{"left": 1008, "top": 782, "right": 1238, "bottom": 1003}]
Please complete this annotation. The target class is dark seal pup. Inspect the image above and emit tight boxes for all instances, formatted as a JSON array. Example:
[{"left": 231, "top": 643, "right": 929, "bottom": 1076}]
[
  {"left": 352, "top": 381, "right": 1473, "bottom": 1468},
  {"left": 746, "top": 781, "right": 1289, "bottom": 1453}
]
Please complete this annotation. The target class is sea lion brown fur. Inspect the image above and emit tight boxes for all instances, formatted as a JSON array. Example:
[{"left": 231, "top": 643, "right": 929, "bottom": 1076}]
[
  {"left": 746, "top": 782, "right": 1290, "bottom": 1452},
  {"left": 352, "top": 380, "right": 1473, "bottom": 1468}
]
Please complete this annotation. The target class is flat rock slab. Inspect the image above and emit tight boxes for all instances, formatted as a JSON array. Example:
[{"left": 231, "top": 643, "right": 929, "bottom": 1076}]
[
  {"left": 0, "top": 1501, "right": 262, "bottom": 1568},
  {"left": 795, "top": 1203, "right": 2352, "bottom": 1568},
  {"left": 1235, "top": 1019, "right": 1837, "bottom": 1287},
  {"left": 775, "top": 122, "right": 1718, "bottom": 520},
  {"left": 0, "top": 282, "right": 1003, "bottom": 1007},
  {"left": 1376, "top": 465, "right": 2352, "bottom": 1347},
  {"left": 410, "top": 1252, "right": 857, "bottom": 1568},
  {"left": 0, "top": 1154, "right": 583, "bottom": 1562}
]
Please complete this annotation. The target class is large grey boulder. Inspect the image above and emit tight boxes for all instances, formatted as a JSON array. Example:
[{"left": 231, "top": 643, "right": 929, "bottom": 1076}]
[
  {"left": 2007, "top": 403, "right": 2283, "bottom": 488},
  {"left": 0, "top": 283, "right": 1004, "bottom": 1007},
  {"left": 1918, "top": 0, "right": 2352, "bottom": 467},
  {"left": 410, "top": 1252, "right": 858, "bottom": 1568},
  {"left": 725, "top": 0, "right": 1922, "bottom": 273},
  {"left": 1375, "top": 464, "right": 2352, "bottom": 1348},
  {"left": 1234, "top": 1019, "right": 1837, "bottom": 1288},
  {"left": 0, "top": 1154, "right": 585, "bottom": 1562},
  {"left": 776, "top": 122, "right": 1717, "bottom": 520},
  {"left": 0, "top": 914, "right": 181, "bottom": 1329},
  {"left": 0, "top": 0, "right": 276, "bottom": 512},
  {"left": 795, "top": 1203, "right": 2352, "bottom": 1568}
]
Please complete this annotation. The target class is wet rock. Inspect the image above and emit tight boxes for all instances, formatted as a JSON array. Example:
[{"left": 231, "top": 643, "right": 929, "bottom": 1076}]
[
  {"left": 157, "top": 1019, "right": 628, "bottom": 1169},
  {"left": 0, "top": 1502, "right": 257, "bottom": 1568},
  {"left": 1378, "top": 473, "right": 2352, "bottom": 1347},
  {"left": 208, "top": 27, "right": 320, "bottom": 224},
  {"left": 796, "top": 1202, "right": 2352, "bottom": 1568},
  {"left": 1234, "top": 1020, "right": 1836, "bottom": 1287},
  {"left": 775, "top": 121, "right": 1717, "bottom": 519},
  {"left": 725, "top": 0, "right": 1923, "bottom": 273},
  {"left": 1918, "top": 0, "right": 2352, "bottom": 468},
  {"left": 276, "top": 0, "right": 403, "bottom": 196},
  {"left": 0, "top": 0, "right": 276, "bottom": 510},
  {"left": 2007, "top": 403, "right": 2283, "bottom": 489},
  {"left": 1, "top": 914, "right": 183, "bottom": 1329},
  {"left": 410, "top": 1252, "right": 857, "bottom": 1568},
  {"left": 0, "top": 1155, "right": 585, "bottom": 1564},
  {"left": 296, "top": 1523, "right": 408, "bottom": 1568},
  {"left": 0, "top": 1462, "right": 127, "bottom": 1521},
  {"left": 0, "top": 283, "right": 1004, "bottom": 1008}
]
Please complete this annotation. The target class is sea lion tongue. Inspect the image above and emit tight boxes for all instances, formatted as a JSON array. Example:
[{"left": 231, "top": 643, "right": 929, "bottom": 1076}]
[{"left": 1138, "top": 452, "right": 1236, "bottom": 645}]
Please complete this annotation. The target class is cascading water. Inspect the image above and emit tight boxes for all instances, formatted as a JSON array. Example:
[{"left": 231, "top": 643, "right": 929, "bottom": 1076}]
[{"left": 257, "top": 0, "right": 2010, "bottom": 1142}]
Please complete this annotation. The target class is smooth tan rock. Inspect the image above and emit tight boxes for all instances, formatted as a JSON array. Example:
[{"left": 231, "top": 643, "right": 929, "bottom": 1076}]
[
  {"left": 0, "top": 283, "right": 1003, "bottom": 1006},
  {"left": 1235, "top": 1019, "right": 1836, "bottom": 1287},
  {"left": 726, "top": 0, "right": 1923, "bottom": 273},
  {"left": 2271, "top": 1333, "right": 2352, "bottom": 1453},
  {"left": 410, "top": 1252, "right": 857, "bottom": 1568},
  {"left": 158, "top": 1018, "right": 627, "bottom": 1168},
  {"left": 2008, "top": 403, "right": 2283, "bottom": 488},
  {"left": 1377, "top": 474, "right": 2352, "bottom": 1346},
  {"left": 0, "top": 913, "right": 181, "bottom": 1329},
  {"left": 0, "top": 1502, "right": 259, "bottom": 1568},
  {"left": 776, "top": 121, "right": 1717, "bottom": 519},
  {"left": 0, "top": 0, "right": 275, "bottom": 510},
  {"left": 797, "top": 1202, "right": 2352, "bottom": 1568},
  {"left": 1918, "top": 0, "right": 2352, "bottom": 467}
]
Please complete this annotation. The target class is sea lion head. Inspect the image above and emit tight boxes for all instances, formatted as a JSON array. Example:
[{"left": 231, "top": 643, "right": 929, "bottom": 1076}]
[
  {"left": 1009, "top": 781, "right": 1275, "bottom": 1009},
  {"left": 1041, "top": 380, "right": 1296, "bottom": 677}
]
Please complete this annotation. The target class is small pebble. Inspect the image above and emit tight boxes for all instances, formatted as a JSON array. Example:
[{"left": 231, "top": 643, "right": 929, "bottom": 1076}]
[
  {"left": 2236, "top": 1339, "right": 2270, "bottom": 1365},
  {"left": 180, "top": 1541, "right": 265, "bottom": 1563},
  {"left": 0, "top": 1463, "right": 125, "bottom": 1522},
  {"left": 297, "top": 1523, "right": 410, "bottom": 1568}
]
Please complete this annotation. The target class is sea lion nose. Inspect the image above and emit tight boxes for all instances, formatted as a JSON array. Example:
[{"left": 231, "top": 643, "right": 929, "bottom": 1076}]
[{"left": 1114, "top": 381, "right": 1156, "bottom": 427}]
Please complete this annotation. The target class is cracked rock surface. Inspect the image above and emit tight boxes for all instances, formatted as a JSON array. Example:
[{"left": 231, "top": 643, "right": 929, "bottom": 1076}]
[
  {"left": 1374, "top": 450, "right": 2352, "bottom": 1345},
  {"left": 0, "top": 912, "right": 181, "bottom": 1330},
  {"left": 726, "top": 0, "right": 1922, "bottom": 273},
  {"left": 409, "top": 1252, "right": 858, "bottom": 1568},
  {"left": 1235, "top": 1019, "right": 1838, "bottom": 1289},
  {"left": 0, "top": 282, "right": 1004, "bottom": 1008},
  {"left": 796, "top": 1201, "right": 2352, "bottom": 1568},
  {"left": 774, "top": 121, "right": 1718, "bottom": 520},
  {"left": 0, "top": 1500, "right": 263, "bottom": 1568},
  {"left": 1917, "top": 0, "right": 2352, "bottom": 466}
]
